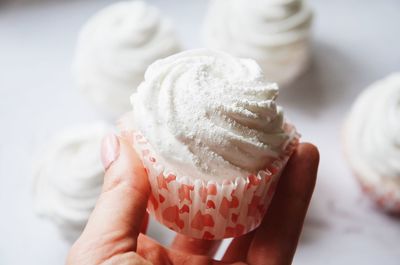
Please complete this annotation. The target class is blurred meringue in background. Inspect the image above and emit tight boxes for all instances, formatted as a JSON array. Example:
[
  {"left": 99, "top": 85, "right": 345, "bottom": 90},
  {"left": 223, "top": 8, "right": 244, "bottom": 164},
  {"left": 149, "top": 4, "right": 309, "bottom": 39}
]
[
  {"left": 343, "top": 73, "right": 400, "bottom": 213},
  {"left": 33, "top": 122, "right": 112, "bottom": 242},
  {"left": 73, "top": 0, "right": 181, "bottom": 118},
  {"left": 203, "top": 0, "right": 313, "bottom": 86}
]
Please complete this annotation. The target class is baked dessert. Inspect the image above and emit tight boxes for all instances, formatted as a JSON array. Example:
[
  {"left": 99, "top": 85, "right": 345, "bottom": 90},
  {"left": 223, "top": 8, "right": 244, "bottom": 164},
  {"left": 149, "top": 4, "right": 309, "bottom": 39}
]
[
  {"left": 74, "top": 1, "right": 181, "bottom": 117},
  {"left": 120, "top": 49, "right": 299, "bottom": 239},
  {"left": 343, "top": 73, "right": 400, "bottom": 213},
  {"left": 203, "top": 0, "right": 313, "bottom": 86},
  {"left": 33, "top": 123, "right": 111, "bottom": 241}
]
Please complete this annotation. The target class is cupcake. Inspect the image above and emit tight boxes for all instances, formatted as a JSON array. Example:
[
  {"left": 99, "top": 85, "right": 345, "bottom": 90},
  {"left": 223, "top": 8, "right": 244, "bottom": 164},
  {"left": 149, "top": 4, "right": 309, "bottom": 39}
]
[
  {"left": 343, "top": 73, "right": 400, "bottom": 213},
  {"left": 203, "top": 0, "right": 313, "bottom": 86},
  {"left": 74, "top": 1, "right": 181, "bottom": 117},
  {"left": 33, "top": 123, "right": 112, "bottom": 241},
  {"left": 120, "top": 49, "right": 299, "bottom": 239}
]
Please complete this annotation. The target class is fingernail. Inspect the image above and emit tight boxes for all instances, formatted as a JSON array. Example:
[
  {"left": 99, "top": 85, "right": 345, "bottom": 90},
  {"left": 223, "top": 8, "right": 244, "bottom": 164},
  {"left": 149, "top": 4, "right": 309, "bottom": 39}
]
[{"left": 101, "top": 133, "right": 120, "bottom": 170}]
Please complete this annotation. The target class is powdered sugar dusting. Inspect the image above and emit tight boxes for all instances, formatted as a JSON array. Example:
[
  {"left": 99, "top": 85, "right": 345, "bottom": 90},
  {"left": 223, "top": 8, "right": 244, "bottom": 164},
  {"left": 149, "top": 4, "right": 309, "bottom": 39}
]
[{"left": 132, "top": 49, "right": 297, "bottom": 181}]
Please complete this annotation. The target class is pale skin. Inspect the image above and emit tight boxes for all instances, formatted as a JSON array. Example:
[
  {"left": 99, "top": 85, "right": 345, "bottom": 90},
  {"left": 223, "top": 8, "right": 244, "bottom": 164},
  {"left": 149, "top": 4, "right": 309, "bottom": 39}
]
[{"left": 67, "top": 134, "right": 319, "bottom": 265}]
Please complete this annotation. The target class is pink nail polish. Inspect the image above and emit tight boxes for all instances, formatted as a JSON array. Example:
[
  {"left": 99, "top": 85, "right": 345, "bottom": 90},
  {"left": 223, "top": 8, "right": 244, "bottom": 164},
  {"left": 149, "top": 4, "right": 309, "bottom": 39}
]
[{"left": 101, "top": 133, "right": 120, "bottom": 170}]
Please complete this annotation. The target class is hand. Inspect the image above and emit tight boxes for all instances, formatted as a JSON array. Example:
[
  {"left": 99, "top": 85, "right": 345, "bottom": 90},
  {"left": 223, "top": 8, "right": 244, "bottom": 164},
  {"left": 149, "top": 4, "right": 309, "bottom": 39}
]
[{"left": 67, "top": 133, "right": 319, "bottom": 265}]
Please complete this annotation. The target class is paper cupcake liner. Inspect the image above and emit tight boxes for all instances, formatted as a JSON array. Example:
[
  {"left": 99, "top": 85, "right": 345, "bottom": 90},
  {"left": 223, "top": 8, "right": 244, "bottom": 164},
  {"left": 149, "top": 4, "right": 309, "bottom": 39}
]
[
  {"left": 342, "top": 125, "right": 400, "bottom": 214},
  {"left": 131, "top": 128, "right": 299, "bottom": 240},
  {"left": 355, "top": 174, "right": 400, "bottom": 214}
]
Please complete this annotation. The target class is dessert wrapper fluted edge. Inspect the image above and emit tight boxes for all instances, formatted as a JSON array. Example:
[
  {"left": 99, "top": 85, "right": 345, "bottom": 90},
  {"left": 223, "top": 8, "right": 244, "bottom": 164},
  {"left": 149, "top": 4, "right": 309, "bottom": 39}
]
[
  {"left": 342, "top": 123, "right": 400, "bottom": 214},
  {"left": 133, "top": 130, "right": 299, "bottom": 239},
  {"left": 118, "top": 113, "right": 300, "bottom": 239},
  {"left": 355, "top": 175, "right": 400, "bottom": 213}
]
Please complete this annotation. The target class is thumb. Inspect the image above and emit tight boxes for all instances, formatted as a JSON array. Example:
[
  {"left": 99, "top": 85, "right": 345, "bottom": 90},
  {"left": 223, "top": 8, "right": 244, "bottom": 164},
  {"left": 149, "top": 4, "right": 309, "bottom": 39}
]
[{"left": 80, "top": 133, "right": 150, "bottom": 251}]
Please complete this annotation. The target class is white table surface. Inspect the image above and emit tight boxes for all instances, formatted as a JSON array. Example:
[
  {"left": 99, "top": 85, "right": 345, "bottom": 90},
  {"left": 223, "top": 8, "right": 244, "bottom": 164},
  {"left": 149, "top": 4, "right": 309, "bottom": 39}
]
[{"left": 1, "top": 0, "right": 400, "bottom": 264}]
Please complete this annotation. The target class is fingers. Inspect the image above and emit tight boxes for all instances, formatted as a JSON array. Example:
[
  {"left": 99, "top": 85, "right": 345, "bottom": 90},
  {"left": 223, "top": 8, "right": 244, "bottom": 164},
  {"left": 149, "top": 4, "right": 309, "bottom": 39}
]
[
  {"left": 171, "top": 234, "right": 221, "bottom": 256},
  {"left": 222, "top": 231, "right": 255, "bottom": 262},
  {"left": 140, "top": 212, "right": 150, "bottom": 235},
  {"left": 100, "top": 252, "right": 152, "bottom": 265},
  {"left": 80, "top": 133, "right": 151, "bottom": 252},
  {"left": 247, "top": 143, "right": 319, "bottom": 265}
]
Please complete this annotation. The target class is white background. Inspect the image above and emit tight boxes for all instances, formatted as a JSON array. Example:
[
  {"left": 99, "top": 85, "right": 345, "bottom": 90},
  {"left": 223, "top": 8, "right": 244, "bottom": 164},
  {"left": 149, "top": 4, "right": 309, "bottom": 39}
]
[{"left": 1, "top": 0, "right": 400, "bottom": 264}]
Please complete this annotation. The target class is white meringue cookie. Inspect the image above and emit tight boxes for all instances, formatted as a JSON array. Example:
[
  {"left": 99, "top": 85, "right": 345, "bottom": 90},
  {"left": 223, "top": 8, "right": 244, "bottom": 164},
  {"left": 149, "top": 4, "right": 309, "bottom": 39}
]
[
  {"left": 74, "top": 1, "right": 181, "bottom": 117},
  {"left": 203, "top": 0, "right": 313, "bottom": 85},
  {"left": 344, "top": 73, "right": 400, "bottom": 212},
  {"left": 131, "top": 49, "right": 298, "bottom": 181},
  {"left": 33, "top": 123, "right": 111, "bottom": 241}
]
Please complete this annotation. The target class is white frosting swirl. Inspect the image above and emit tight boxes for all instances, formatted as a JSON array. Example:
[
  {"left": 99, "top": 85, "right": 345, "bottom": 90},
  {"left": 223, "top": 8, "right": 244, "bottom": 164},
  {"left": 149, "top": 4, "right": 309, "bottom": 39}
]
[
  {"left": 132, "top": 49, "right": 297, "bottom": 181},
  {"left": 74, "top": 1, "right": 181, "bottom": 116},
  {"left": 33, "top": 123, "right": 111, "bottom": 241},
  {"left": 345, "top": 73, "right": 400, "bottom": 190},
  {"left": 204, "top": 0, "right": 313, "bottom": 85}
]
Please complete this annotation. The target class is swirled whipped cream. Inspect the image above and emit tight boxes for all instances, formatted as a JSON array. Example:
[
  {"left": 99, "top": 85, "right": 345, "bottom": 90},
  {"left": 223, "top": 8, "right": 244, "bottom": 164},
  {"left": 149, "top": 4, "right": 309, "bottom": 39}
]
[
  {"left": 131, "top": 49, "right": 297, "bottom": 181},
  {"left": 74, "top": 1, "right": 181, "bottom": 116},
  {"left": 204, "top": 0, "right": 313, "bottom": 85},
  {"left": 344, "top": 74, "right": 400, "bottom": 199},
  {"left": 33, "top": 123, "right": 111, "bottom": 241}
]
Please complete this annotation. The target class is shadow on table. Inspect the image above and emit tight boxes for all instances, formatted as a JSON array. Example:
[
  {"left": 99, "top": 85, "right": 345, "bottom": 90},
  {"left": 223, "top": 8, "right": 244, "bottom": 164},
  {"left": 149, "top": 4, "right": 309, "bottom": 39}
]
[
  {"left": 0, "top": 0, "right": 81, "bottom": 9},
  {"left": 279, "top": 40, "right": 364, "bottom": 116}
]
